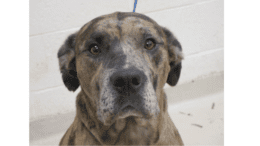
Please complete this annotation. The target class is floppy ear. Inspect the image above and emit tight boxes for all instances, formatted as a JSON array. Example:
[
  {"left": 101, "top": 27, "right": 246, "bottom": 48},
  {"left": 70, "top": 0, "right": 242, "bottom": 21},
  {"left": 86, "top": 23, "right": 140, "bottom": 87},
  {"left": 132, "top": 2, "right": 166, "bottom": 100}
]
[
  {"left": 162, "top": 27, "right": 184, "bottom": 86},
  {"left": 57, "top": 33, "right": 79, "bottom": 91}
]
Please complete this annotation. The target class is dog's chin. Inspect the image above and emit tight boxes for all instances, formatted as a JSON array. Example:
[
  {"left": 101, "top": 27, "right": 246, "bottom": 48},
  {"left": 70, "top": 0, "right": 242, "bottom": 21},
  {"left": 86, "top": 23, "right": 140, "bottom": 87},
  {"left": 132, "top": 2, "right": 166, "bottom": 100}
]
[{"left": 103, "top": 106, "right": 144, "bottom": 126}]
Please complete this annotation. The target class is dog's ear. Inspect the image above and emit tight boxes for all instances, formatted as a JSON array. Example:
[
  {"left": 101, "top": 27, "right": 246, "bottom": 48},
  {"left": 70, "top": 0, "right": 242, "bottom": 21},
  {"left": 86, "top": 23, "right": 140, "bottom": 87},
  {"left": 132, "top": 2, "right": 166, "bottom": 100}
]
[
  {"left": 162, "top": 27, "right": 184, "bottom": 86},
  {"left": 57, "top": 33, "right": 79, "bottom": 91}
]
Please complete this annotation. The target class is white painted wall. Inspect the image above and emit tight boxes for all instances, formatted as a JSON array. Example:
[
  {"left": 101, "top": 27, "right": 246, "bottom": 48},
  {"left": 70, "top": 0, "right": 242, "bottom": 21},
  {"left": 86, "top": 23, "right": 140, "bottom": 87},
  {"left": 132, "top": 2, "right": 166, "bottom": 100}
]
[{"left": 30, "top": 0, "right": 224, "bottom": 121}]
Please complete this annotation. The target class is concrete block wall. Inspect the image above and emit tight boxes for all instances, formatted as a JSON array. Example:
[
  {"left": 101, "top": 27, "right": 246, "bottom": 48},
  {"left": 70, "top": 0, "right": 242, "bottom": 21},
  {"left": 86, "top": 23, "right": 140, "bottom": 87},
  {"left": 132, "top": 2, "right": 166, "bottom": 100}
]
[{"left": 30, "top": 0, "right": 224, "bottom": 121}]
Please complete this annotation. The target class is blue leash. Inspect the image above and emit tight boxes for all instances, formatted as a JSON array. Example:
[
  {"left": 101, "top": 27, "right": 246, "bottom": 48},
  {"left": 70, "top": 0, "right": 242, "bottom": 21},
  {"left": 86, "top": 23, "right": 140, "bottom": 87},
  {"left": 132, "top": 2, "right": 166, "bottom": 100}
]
[{"left": 133, "top": 0, "right": 138, "bottom": 12}]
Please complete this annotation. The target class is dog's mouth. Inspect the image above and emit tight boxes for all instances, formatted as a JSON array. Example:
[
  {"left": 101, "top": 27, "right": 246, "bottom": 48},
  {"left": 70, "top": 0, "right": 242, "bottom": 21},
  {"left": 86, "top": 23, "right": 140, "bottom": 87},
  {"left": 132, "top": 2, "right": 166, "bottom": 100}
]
[
  {"left": 117, "top": 105, "right": 143, "bottom": 119},
  {"left": 121, "top": 105, "right": 135, "bottom": 112},
  {"left": 103, "top": 104, "right": 144, "bottom": 126}
]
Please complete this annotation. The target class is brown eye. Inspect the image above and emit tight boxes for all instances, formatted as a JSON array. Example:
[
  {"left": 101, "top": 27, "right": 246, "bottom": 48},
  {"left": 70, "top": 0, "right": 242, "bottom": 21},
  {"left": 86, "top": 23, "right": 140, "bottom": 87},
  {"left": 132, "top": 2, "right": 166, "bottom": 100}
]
[
  {"left": 90, "top": 45, "right": 101, "bottom": 55},
  {"left": 144, "top": 39, "right": 155, "bottom": 50}
]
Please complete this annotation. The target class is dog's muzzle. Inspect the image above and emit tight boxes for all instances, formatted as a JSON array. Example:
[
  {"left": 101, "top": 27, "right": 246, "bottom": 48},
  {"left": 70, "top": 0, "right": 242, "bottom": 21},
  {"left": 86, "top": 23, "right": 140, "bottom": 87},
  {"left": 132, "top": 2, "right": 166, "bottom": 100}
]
[
  {"left": 98, "top": 64, "right": 159, "bottom": 125},
  {"left": 110, "top": 67, "right": 148, "bottom": 116}
]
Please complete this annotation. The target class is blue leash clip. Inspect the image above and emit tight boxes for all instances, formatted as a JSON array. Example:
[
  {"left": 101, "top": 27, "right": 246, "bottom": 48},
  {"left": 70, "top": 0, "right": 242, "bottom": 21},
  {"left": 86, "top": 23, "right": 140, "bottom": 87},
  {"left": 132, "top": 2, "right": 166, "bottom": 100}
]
[{"left": 133, "top": 0, "right": 138, "bottom": 12}]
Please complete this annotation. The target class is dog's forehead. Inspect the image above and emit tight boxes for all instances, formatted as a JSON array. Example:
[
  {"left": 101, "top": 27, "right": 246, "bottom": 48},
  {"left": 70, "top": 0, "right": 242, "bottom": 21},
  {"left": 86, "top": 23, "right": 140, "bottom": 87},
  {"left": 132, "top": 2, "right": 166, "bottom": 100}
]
[
  {"left": 119, "top": 17, "right": 162, "bottom": 38},
  {"left": 78, "top": 12, "right": 162, "bottom": 39},
  {"left": 94, "top": 17, "right": 120, "bottom": 38}
]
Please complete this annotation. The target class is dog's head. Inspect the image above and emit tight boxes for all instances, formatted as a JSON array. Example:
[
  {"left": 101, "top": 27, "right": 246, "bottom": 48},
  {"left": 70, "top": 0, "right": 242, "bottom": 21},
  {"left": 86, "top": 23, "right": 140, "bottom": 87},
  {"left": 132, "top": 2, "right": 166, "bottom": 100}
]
[{"left": 58, "top": 12, "right": 183, "bottom": 126}]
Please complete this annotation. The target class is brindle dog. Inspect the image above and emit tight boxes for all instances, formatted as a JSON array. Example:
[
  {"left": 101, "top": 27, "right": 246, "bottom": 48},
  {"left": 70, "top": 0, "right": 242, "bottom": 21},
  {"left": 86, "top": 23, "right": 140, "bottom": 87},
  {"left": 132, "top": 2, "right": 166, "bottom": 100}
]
[{"left": 58, "top": 12, "right": 184, "bottom": 145}]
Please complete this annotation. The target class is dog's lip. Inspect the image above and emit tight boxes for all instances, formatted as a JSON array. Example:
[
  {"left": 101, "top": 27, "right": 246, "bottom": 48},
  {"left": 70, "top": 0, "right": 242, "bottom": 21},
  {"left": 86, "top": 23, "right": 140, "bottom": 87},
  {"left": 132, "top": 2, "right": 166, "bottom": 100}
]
[
  {"left": 117, "top": 105, "right": 143, "bottom": 119},
  {"left": 122, "top": 105, "right": 134, "bottom": 110},
  {"left": 103, "top": 106, "right": 143, "bottom": 126},
  {"left": 120, "top": 105, "right": 135, "bottom": 112}
]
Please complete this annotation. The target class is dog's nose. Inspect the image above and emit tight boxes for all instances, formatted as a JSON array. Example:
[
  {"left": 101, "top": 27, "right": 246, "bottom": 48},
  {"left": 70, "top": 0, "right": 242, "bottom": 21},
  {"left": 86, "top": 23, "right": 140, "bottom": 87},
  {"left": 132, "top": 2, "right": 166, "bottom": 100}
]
[{"left": 110, "top": 68, "right": 146, "bottom": 94}]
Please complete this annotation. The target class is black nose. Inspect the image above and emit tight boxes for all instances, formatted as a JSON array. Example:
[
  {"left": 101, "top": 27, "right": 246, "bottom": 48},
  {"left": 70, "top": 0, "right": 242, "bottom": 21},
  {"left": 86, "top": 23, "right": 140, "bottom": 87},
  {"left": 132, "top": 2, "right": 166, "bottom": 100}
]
[{"left": 110, "top": 68, "right": 146, "bottom": 94}]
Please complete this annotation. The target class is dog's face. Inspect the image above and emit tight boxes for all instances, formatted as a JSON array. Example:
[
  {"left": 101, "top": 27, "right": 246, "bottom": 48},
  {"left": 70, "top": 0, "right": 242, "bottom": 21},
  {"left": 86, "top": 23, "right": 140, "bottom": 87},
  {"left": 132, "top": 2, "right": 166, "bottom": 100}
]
[{"left": 58, "top": 12, "right": 183, "bottom": 126}]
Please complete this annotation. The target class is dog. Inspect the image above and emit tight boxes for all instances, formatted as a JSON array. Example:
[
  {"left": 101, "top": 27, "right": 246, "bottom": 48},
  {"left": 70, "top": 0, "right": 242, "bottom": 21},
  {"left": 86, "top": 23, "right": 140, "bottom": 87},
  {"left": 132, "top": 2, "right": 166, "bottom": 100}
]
[{"left": 57, "top": 12, "right": 184, "bottom": 145}]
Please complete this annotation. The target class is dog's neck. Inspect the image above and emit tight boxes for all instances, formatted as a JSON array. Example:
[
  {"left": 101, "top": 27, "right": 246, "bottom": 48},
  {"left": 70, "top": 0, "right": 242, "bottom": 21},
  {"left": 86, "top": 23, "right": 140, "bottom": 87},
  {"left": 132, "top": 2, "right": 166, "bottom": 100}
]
[
  {"left": 113, "top": 117, "right": 160, "bottom": 145},
  {"left": 75, "top": 90, "right": 163, "bottom": 145}
]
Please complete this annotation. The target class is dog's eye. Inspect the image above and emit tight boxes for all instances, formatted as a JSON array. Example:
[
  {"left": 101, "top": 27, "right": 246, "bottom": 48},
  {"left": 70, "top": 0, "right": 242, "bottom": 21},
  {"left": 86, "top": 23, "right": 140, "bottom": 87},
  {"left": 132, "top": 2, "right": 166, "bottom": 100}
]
[
  {"left": 144, "top": 39, "right": 155, "bottom": 50},
  {"left": 90, "top": 45, "right": 101, "bottom": 55}
]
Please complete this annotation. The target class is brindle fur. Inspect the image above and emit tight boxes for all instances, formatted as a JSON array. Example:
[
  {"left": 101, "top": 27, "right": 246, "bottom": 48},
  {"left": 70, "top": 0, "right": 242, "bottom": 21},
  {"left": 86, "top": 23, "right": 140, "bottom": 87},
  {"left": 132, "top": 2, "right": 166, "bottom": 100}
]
[{"left": 58, "top": 12, "right": 184, "bottom": 145}]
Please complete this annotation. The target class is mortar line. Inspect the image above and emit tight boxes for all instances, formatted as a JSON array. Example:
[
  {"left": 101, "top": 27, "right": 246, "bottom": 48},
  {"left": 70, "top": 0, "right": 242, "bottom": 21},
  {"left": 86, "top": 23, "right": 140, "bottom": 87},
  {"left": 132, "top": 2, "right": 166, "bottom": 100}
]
[
  {"left": 30, "top": 85, "right": 64, "bottom": 94},
  {"left": 144, "top": 0, "right": 218, "bottom": 14},
  {"left": 30, "top": 27, "right": 81, "bottom": 38},
  {"left": 185, "top": 47, "right": 224, "bottom": 59}
]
